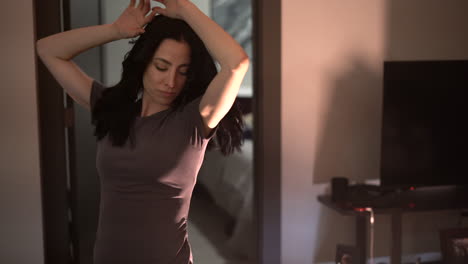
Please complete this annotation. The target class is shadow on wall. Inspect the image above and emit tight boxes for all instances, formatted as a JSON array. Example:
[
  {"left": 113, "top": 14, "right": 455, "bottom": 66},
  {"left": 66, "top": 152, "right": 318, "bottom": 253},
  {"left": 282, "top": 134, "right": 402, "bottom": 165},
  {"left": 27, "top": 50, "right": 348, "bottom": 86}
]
[
  {"left": 313, "top": 54, "right": 382, "bottom": 185},
  {"left": 311, "top": 54, "right": 382, "bottom": 262},
  {"left": 311, "top": 0, "right": 468, "bottom": 262}
]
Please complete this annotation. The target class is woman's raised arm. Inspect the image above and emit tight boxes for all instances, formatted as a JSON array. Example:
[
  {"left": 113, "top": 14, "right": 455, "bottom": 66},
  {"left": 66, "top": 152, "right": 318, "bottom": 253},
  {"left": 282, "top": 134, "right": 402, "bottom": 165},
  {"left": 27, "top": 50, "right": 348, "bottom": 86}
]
[
  {"left": 152, "top": 0, "right": 250, "bottom": 131},
  {"left": 35, "top": 0, "right": 157, "bottom": 110}
]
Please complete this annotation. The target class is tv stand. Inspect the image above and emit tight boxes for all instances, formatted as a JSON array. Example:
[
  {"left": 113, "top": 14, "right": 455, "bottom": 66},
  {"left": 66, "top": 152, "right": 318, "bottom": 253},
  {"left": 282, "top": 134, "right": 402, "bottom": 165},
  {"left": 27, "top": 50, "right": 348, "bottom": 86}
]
[{"left": 318, "top": 185, "right": 468, "bottom": 264}]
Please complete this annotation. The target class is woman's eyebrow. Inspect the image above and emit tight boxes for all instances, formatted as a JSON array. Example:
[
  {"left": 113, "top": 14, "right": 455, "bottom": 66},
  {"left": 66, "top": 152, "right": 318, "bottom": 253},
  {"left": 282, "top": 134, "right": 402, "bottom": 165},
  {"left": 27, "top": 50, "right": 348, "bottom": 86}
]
[{"left": 153, "top": 57, "right": 190, "bottom": 67}]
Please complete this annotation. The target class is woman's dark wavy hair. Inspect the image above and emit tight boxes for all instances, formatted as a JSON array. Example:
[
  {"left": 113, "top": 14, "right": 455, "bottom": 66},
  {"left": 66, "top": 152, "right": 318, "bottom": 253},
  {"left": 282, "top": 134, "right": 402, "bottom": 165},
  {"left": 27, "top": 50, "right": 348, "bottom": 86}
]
[{"left": 91, "top": 15, "right": 245, "bottom": 155}]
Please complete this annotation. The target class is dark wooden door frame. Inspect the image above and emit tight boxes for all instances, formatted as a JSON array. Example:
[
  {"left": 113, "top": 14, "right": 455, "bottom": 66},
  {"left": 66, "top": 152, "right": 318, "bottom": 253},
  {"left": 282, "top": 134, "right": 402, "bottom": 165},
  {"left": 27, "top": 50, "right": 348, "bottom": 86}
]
[
  {"left": 252, "top": 0, "right": 282, "bottom": 263},
  {"left": 34, "top": 0, "right": 77, "bottom": 263},
  {"left": 35, "top": 0, "right": 282, "bottom": 263}
]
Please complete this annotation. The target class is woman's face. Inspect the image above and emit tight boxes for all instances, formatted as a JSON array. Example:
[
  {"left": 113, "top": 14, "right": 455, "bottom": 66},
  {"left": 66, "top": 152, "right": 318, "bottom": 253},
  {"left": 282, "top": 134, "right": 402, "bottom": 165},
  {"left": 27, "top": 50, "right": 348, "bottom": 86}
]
[{"left": 142, "top": 38, "right": 191, "bottom": 107}]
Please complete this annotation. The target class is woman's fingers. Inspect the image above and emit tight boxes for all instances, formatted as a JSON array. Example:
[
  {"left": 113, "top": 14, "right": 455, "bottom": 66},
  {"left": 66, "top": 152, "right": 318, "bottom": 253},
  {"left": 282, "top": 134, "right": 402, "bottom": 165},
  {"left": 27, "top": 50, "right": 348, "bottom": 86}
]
[
  {"left": 129, "top": 0, "right": 136, "bottom": 8},
  {"left": 152, "top": 6, "right": 165, "bottom": 16},
  {"left": 142, "top": 0, "right": 150, "bottom": 14},
  {"left": 151, "top": 0, "right": 166, "bottom": 5},
  {"left": 144, "top": 8, "right": 158, "bottom": 24},
  {"left": 137, "top": 0, "right": 145, "bottom": 10}
]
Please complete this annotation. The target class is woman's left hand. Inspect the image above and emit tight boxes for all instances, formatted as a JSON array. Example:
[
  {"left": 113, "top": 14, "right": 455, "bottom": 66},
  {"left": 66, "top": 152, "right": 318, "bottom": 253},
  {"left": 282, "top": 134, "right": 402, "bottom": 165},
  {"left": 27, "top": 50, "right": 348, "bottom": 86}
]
[{"left": 151, "top": 0, "right": 189, "bottom": 20}]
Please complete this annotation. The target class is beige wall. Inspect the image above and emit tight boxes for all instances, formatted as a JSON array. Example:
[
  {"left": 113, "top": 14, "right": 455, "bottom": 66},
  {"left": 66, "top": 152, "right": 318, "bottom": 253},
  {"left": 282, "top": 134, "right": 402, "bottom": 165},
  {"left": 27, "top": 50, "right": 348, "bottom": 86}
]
[
  {"left": 281, "top": 0, "right": 468, "bottom": 263},
  {"left": 0, "top": 0, "right": 44, "bottom": 263},
  {"left": 2, "top": 0, "right": 468, "bottom": 263}
]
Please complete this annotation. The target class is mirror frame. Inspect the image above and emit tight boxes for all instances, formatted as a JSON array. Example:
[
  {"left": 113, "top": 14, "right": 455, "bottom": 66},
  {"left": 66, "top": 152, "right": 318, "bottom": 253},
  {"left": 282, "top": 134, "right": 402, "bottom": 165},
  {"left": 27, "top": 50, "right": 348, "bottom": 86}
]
[{"left": 34, "top": 0, "right": 282, "bottom": 263}]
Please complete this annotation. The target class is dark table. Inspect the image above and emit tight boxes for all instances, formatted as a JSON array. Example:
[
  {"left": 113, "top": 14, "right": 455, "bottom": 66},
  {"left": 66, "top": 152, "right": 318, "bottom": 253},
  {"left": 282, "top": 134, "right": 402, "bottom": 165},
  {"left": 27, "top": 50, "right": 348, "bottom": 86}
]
[{"left": 317, "top": 185, "right": 468, "bottom": 264}]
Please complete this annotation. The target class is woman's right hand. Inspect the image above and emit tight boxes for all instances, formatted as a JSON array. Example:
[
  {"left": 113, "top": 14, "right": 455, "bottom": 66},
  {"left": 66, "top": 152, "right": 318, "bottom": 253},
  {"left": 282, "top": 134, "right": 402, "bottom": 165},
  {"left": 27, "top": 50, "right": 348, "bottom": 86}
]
[{"left": 112, "top": 0, "right": 158, "bottom": 39}]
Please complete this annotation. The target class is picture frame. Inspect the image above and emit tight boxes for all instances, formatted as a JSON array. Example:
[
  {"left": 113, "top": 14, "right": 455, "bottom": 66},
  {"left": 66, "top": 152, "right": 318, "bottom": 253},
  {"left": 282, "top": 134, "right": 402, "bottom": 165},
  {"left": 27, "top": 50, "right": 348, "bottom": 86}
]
[
  {"left": 335, "top": 244, "right": 359, "bottom": 264},
  {"left": 439, "top": 228, "right": 468, "bottom": 264}
]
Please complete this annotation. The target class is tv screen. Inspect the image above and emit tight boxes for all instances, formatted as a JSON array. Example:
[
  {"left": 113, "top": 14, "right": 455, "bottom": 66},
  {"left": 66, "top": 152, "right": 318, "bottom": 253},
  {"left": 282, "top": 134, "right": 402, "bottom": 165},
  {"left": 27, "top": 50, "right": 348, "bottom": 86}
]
[{"left": 380, "top": 60, "right": 468, "bottom": 188}]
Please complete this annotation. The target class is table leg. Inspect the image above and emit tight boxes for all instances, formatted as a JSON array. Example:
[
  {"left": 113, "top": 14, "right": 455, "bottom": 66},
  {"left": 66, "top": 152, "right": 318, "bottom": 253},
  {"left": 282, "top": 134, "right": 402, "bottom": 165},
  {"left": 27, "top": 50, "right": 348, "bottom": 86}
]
[
  {"left": 356, "top": 214, "right": 367, "bottom": 264},
  {"left": 391, "top": 211, "right": 402, "bottom": 264}
]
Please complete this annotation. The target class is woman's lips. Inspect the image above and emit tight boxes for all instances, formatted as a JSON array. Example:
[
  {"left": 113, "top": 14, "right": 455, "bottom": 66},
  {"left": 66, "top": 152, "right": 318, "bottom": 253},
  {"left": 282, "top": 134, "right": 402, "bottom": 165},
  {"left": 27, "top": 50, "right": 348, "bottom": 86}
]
[{"left": 160, "top": 90, "right": 176, "bottom": 97}]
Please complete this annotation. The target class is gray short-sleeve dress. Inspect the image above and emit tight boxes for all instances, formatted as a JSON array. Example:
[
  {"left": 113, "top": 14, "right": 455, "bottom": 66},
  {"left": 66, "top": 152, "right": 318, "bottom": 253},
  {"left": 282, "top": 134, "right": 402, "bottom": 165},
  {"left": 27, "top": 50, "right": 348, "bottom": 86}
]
[{"left": 90, "top": 80, "right": 218, "bottom": 264}]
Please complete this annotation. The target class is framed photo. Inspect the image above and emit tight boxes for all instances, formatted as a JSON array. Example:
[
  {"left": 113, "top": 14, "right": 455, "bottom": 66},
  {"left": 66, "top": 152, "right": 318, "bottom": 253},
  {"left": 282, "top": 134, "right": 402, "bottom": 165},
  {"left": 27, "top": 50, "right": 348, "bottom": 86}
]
[
  {"left": 440, "top": 228, "right": 468, "bottom": 264},
  {"left": 335, "top": 244, "right": 359, "bottom": 264}
]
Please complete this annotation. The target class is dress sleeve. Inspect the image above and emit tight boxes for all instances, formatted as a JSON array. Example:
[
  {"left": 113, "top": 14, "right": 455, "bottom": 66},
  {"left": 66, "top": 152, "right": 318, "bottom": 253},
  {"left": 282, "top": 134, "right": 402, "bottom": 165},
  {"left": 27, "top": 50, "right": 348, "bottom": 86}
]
[
  {"left": 90, "top": 79, "right": 106, "bottom": 111},
  {"left": 183, "top": 96, "right": 219, "bottom": 143}
]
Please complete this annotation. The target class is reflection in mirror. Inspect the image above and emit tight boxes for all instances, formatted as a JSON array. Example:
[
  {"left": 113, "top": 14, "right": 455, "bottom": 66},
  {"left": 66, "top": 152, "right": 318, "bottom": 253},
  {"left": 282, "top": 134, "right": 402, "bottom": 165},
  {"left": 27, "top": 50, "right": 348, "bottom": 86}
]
[{"left": 68, "top": 0, "right": 256, "bottom": 263}]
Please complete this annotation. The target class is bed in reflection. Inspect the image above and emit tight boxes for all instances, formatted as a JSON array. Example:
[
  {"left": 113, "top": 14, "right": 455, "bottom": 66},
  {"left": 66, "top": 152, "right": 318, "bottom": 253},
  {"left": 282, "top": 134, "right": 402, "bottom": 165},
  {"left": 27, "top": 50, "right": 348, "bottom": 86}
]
[{"left": 193, "top": 97, "right": 257, "bottom": 261}]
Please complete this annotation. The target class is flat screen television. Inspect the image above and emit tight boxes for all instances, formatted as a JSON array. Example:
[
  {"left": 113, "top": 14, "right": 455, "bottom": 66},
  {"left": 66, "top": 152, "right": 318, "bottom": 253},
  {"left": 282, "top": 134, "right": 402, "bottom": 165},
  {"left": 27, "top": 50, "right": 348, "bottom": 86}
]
[{"left": 380, "top": 60, "right": 468, "bottom": 188}]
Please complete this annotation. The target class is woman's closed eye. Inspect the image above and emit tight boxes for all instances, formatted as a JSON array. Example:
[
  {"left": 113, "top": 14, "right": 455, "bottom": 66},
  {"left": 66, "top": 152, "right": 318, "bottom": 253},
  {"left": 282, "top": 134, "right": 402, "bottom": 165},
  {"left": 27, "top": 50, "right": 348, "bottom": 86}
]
[{"left": 155, "top": 65, "right": 189, "bottom": 76}]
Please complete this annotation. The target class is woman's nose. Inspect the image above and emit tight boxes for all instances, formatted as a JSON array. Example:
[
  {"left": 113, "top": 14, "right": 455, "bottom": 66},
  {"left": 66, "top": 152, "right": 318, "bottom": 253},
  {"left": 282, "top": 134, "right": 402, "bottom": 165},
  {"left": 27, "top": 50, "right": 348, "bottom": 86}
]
[{"left": 165, "top": 70, "right": 177, "bottom": 88}]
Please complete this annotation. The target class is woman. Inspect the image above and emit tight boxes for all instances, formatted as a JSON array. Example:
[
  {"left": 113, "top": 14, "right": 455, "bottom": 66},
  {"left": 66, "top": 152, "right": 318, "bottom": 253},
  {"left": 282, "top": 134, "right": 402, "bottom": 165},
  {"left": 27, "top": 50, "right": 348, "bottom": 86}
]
[{"left": 36, "top": 0, "right": 249, "bottom": 263}]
